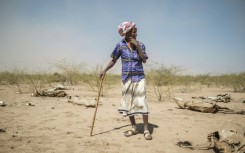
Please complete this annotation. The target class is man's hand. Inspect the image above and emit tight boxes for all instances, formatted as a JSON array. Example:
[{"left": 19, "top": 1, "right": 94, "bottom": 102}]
[
  {"left": 99, "top": 71, "right": 106, "bottom": 79},
  {"left": 128, "top": 37, "right": 139, "bottom": 47},
  {"left": 99, "top": 70, "right": 106, "bottom": 80},
  {"left": 128, "top": 37, "right": 147, "bottom": 63},
  {"left": 99, "top": 58, "right": 117, "bottom": 80}
]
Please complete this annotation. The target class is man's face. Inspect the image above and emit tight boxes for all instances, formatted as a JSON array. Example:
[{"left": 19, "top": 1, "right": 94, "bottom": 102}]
[{"left": 126, "top": 27, "right": 137, "bottom": 39}]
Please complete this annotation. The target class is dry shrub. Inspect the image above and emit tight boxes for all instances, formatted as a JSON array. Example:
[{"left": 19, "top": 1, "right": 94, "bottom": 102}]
[
  {"left": 0, "top": 66, "right": 27, "bottom": 93},
  {"left": 53, "top": 59, "right": 85, "bottom": 85},
  {"left": 81, "top": 65, "right": 120, "bottom": 97},
  {"left": 148, "top": 64, "right": 180, "bottom": 102},
  {"left": 175, "top": 75, "right": 201, "bottom": 93},
  {"left": 0, "top": 66, "right": 52, "bottom": 94},
  {"left": 23, "top": 71, "right": 53, "bottom": 94},
  {"left": 225, "top": 73, "right": 245, "bottom": 93},
  {"left": 193, "top": 73, "right": 245, "bottom": 93}
]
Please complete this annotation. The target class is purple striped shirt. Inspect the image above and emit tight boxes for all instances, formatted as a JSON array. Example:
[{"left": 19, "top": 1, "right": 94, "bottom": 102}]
[{"left": 111, "top": 39, "right": 148, "bottom": 82}]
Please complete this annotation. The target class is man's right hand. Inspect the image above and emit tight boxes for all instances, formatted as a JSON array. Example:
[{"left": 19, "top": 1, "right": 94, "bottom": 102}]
[{"left": 99, "top": 70, "right": 106, "bottom": 80}]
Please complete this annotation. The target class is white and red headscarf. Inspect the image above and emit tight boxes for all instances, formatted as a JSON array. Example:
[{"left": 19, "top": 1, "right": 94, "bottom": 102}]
[{"left": 118, "top": 21, "right": 136, "bottom": 37}]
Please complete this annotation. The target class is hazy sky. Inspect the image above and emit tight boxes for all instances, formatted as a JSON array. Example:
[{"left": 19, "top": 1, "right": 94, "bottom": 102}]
[{"left": 0, "top": 0, "right": 245, "bottom": 74}]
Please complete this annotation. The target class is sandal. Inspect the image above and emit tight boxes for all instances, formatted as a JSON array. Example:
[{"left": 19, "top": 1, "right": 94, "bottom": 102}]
[
  {"left": 144, "top": 130, "right": 152, "bottom": 140},
  {"left": 124, "top": 128, "right": 138, "bottom": 137}
]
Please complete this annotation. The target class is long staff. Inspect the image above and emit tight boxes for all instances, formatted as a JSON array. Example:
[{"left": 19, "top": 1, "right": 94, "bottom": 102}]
[{"left": 90, "top": 77, "right": 104, "bottom": 136}]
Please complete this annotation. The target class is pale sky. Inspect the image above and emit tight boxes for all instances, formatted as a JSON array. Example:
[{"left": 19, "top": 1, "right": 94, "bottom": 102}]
[{"left": 0, "top": 0, "right": 245, "bottom": 74}]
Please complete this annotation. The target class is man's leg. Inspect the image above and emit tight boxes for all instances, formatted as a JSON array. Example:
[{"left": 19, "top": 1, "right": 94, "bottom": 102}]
[
  {"left": 143, "top": 115, "right": 149, "bottom": 131},
  {"left": 143, "top": 115, "right": 152, "bottom": 140},
  {"left": 124, "top": 116, "right": 138, "bottom": 137},
  {"left": 129, "top": 116, "right": 137, "bottom": 130}
]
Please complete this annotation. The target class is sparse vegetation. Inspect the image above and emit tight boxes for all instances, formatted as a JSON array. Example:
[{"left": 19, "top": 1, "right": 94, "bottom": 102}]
[
  {"left": 0, "top": 62, "right": 244, "bottom": 97},
  {"left": 81, "top": 65, "right": 120, "bottom": 96},
  {"left": 53, "top": 59, "right": 85, "bottom": 85},
  {"left": 0, "top": 66, "right": 26, "bottom": 93},
  {"left": 147, "top": 65, "right": 180, "bottom": 102},
  {"left": 23, "top": 71, "right": 53, "bottom": 94}
]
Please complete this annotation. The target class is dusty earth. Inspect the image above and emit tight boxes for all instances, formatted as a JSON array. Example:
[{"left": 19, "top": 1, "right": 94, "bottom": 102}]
[{"left": 0, "top": 84, "right": 245, "bottom": 153}]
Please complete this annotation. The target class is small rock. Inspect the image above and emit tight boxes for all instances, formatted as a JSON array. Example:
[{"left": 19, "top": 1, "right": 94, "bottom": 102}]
[
  {"left": 51, "top": 107, "right": 55, "bottom": 109},
  {"left": 177, "top": 141, "right": 192, "bottom": 147},
  {"left": 0, "top": 101, "right": 6, "bottom": 107},
  {"left": 11, "top": 146, "right": 14, "bottom": 149},
  {"left": 26, "top": 103, "right": 35, "bottom": 106},
  {"left": 0, "top": 128, "right": 6, "bottom": 133}
]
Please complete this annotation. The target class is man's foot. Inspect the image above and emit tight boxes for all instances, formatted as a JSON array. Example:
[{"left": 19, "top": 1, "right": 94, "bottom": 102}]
[
  {"left": 144, "top": 130, "right": 152, "bottom": 140},
  {"left": 124, "top": 128, "right": 138, "bottom": 137}
]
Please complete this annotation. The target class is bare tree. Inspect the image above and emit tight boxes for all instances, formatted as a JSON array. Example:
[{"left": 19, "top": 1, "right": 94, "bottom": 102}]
[
  {"left": 53, "top": 58, "right": 85, "bottom": 85},
  {"left": 149, "top": 64, "right": 179, "bottom": 102}
]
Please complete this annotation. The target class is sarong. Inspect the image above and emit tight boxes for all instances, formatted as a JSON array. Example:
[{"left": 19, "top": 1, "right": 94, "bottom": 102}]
[{"left": 118, "top": 79, "right": 149, "bottom": 116}]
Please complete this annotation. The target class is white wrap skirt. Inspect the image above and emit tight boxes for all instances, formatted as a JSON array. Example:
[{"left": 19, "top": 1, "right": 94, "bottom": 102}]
[{"left": 118, "top": 79, "right": 149, "bottom": 116}]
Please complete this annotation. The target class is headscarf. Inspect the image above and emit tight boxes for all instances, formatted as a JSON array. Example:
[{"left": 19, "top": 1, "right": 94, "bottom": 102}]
[{"left": 118, "top": 21, "right": 136, "bottom": 37}]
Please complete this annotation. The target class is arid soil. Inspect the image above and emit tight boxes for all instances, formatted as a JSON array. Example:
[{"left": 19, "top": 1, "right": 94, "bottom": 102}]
[{"left": 0, "top": 84, "right": 244, "bottom": 153}]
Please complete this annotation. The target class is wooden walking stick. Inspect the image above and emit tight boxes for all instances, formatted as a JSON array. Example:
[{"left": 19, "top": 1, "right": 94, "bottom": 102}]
[{"left": 90, "top": 77, "right": 104, "bottom": 136}]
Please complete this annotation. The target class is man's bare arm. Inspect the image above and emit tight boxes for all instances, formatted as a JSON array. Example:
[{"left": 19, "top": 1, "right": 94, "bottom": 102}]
[
  {"left": 99, "top": 58, "right": 117, "bottom": 79},
  {"left": 129, "top": 37, "right": 147, "bottom": 63}
]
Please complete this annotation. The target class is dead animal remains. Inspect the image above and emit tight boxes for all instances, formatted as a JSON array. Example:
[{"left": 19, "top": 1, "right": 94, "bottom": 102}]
[
  {"left": 32, "top": 87, "right": 67, "bottom": 97},
  {"left": 177, "top": 122, "right": 245, "bottom": 153},
  {"left": 192, "top": 93, "right": 231, "bottom": 103},
  {"left": 173, "top": 97, "right": 244, "bottom": 114},
  {"left": 68, "top": 96, "right": 102, "bottom": 107}
]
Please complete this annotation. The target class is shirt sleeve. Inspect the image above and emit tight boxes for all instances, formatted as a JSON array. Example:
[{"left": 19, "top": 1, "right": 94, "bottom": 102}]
[
  {"left": 140, "top": 43, "right": 148, "bottom": 59},
  {"left": 110, "top": 43, "right": 121, "bottom": 60}
]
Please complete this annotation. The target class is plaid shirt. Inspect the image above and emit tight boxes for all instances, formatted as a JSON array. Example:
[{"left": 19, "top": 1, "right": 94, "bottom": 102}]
[{"left": 111, "top": 39, "right": 148, "bottom": 82}]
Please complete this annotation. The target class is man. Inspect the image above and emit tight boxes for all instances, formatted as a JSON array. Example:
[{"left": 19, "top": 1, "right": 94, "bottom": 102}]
[{"left": 100, "top": 21, "right": 152, "bottom": 140}]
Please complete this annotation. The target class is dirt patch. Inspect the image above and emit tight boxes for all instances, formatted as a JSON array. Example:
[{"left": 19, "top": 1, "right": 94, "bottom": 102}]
[{"left": 0, "top": 85, "right": 244, "bottom": 153}]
